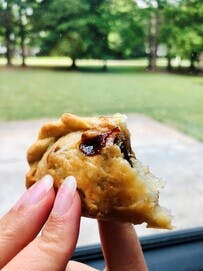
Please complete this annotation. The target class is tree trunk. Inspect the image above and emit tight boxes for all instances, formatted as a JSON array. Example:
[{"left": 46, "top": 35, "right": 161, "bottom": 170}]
[
  {"left": 167, "top": 55, "right": 172, "bottom": 71},
  {"left": 190, "top": 52, "right": 196, "bottom": 71},
  {"left": 5, "top": 28, "right": 12, "bottom": 66},
  {"left": 21, "top": 40, "right": 26, "bottom": 67},
  {"left": 5, "top": 2, "right": 13, "bottom": 67},
  {"left": 102, "top": 59, "right": 107, "bottom": 72},
  {"left": 71, "top": 58, "right": 77, "bottom": 70},
  {"left": 19, "top": 7, "right": 26, "bottom": 67},
  {"left": 147, "top": 9, "right": 159, "bottom": 71}
]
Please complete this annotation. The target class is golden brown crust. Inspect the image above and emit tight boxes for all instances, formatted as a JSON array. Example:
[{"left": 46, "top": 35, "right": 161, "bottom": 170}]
[{"left": 26, "top": 113, "right": 172, "bottom": 229}]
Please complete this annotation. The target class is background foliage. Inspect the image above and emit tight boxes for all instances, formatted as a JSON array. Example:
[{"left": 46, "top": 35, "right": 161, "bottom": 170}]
[{"left": 0, "top": 0, "right": 202, "bottom": 70}]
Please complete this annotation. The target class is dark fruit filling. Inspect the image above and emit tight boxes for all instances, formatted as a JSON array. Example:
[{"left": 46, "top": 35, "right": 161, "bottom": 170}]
[
  {"left": 79, "top": 127, "right": 120, "bottom": 156},
  {"left": 79, "top": 127, "right": 135, "bottom": 167},
  {"left": 113, "top": 136, "right": 135, "bottom": 167}
]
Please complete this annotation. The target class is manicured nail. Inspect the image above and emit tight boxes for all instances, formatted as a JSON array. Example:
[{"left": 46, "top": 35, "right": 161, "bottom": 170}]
[
  {"left": 15, "top": 175, "right": 53, "bottom": 209},
  {"left": 52, "top": 176, "right": 77, "bottom": 215}
]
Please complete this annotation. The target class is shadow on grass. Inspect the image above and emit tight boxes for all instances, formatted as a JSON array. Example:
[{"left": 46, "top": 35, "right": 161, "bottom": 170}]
[
  {"left": 0, "top": 64, "right": 146, "bottom": 73},
  {"left": 0, "top": 64, "right": 202, "bottom": 76}
]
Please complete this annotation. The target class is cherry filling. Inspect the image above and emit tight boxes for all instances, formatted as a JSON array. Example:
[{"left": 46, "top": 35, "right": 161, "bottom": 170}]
[
  {"left": 79, "top": 127, "right": 135, "bottom": 167},
  {"left": 79, "top": 127, "right": 120, "bottom": 156}
]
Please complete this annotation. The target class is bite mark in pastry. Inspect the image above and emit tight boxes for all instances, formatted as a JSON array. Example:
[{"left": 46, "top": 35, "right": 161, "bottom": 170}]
[{"left": 26, "top": 113, "right": 172, "bottom": 229}]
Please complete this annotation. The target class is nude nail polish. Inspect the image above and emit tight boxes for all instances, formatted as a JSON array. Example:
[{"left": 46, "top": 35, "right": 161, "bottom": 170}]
[{"left": 52, "top": 176, "right": 77, "bottom": 215}]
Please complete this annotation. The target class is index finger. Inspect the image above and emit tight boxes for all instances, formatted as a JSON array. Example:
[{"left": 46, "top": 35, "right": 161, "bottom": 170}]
[
  {"left": 3, "top": 177, "right": 81, "bottom": 271},
  {"left": 0, "top": 175, "right": 55, "bottom": 268}
]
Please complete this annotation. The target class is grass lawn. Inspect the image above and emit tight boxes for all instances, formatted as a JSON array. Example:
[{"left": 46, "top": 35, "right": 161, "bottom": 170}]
[{"left": 0, "top": 66, "right": 203, "bottom": 141}]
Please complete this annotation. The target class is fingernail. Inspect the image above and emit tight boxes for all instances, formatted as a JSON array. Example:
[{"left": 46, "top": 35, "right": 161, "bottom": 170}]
[
  {"left": 15, "top": 175, "right": 53, "bottom": 209},
  {"left": 52, "top": 176, "right": 77, "bottom": 215}
]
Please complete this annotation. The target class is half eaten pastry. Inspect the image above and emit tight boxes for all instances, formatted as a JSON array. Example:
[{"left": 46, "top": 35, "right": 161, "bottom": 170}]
[{"left": 26, "top": 113, "right": 172, "bottom": 229}]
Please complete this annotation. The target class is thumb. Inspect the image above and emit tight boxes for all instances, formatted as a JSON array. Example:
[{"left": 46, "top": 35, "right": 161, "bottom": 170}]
[{"left": 3, "top": 176, "right": 81, "bottom": 271}]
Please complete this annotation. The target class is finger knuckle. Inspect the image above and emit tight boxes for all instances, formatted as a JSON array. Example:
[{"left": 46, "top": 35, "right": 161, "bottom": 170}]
[
  {"left": 36, "top": 215, "right": 70, "bottom": 258},
  {"left": 0, "top": 209, "right": 25, "bottom": 242}
]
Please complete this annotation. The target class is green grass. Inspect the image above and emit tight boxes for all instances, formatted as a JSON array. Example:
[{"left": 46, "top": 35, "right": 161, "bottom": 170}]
[{"left": 0, "top": 66, "right": 203, "bottom": 141}]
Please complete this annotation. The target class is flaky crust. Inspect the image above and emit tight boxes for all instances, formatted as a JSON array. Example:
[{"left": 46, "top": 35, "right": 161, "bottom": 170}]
[{"left": 26, "top": 113, "right": 172, "bottom": 229}]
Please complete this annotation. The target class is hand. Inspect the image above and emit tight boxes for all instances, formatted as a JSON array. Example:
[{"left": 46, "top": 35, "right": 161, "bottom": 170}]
[{"left": 0, "top": 175, "right": 147, "bottom": 271}]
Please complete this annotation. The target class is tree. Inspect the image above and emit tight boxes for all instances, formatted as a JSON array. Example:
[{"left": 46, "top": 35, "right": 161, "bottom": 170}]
[
  {"left": 32, "top": 0, "right": 146, "bottom": 70},
  {"left": 0, "top": 0, "right": 15, "bottom": 66},
  {"left": 84, "top": 0, "right": 110, "bottom": 70},
  {"left": 142, "top": 0, "right": 167, "bottom": 71},
  {"left": 32, "top": 0, "right": 90, "bottom": 69},
  {"left": 101, "top": 0, "right": 145, "bottom": 60},
  {"left": 0, "top": 0, "right": 37, "bottom": 67},
  {"left": 14, "top": 0, "right": 28, "bottom": 66},
  {"left": 159, "top": 0, "right": 203, "bottom": 71},
  {"left": 15, "top": 0, "right": 35, "bottom": 67},
  {"left": 175, "top": 0, "right": 203, "bottom": 71},
  {"left": 159, "top": 1, "right": 179, "bottom": 70}
]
